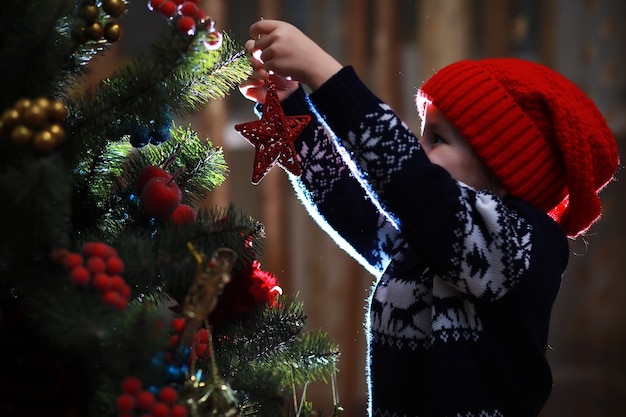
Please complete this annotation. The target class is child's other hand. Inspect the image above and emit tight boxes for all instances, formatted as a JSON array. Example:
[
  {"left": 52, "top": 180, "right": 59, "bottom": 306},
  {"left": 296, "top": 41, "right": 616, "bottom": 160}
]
[
  {"left": 239, "top": 38, "right": 298, "bottom": 104},
  {"left": 248, "top": 19, "right": 342, "bottom": 92}
]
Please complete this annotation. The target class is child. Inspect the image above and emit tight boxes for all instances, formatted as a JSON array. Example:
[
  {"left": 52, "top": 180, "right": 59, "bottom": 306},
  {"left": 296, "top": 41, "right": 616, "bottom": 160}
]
[{"left": 239, "top": 19, "right": 619, "bottom": 417}]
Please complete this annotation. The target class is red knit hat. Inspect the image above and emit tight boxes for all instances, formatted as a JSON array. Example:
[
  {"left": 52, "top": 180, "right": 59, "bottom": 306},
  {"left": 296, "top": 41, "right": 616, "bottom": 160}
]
[{"left": 416, "top": 58, "right": 619, "bottom": 238}]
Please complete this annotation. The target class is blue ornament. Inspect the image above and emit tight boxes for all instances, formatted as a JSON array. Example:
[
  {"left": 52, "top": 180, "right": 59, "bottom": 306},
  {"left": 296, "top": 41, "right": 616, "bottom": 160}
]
[
  {"left": 165, "top": 363, "right": 186, "bottom": 383},
  {"left": 151, "top": 351, "right": 167, "bottom": 368},
  {"left": 148, "top": 125, "right": 171, "bottom": 145},
  {"left": 128, "top": 193, "right": 140, "bottom": 204},
  {"left": 148, "top": 109, "right": 173, "bottom": 145}
]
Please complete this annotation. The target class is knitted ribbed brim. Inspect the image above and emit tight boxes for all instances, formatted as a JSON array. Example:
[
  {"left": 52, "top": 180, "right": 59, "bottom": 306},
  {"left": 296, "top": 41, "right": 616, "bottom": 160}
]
[{"left": 417, "top": 58, "right": 618, "bottom": 238}]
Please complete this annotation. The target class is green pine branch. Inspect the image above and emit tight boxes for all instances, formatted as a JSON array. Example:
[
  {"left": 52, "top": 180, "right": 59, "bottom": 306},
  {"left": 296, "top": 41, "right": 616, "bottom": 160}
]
[
  {"left": 0, "top": 3, "right": 340, "bottom": 416},
  {"left": 61, "top": 29, "right": 250, "bottom": 169},
  {"left": 213, "top": 297, "right": 340, "bottom": 417},
  {"left": 0, "top": 0, "right": 77, "bottom": 108}
]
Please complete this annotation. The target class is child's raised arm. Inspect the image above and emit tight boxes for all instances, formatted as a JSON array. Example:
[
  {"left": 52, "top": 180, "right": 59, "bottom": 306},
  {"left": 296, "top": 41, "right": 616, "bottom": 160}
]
[{"left": 247, "top": 19, "right": 343, "bottom": 92}]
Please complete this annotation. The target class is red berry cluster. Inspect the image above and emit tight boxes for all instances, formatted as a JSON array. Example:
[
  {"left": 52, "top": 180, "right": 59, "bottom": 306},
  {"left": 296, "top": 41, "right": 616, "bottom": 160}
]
[
  {"left": 116, "top": 376, "right": 188, "bottom": 417},
  {"left": 62, "top": 242, "right": 131, "bottom": 310},
  {"left": 136, "top": 165, "right": 197, "bottom": 225},
  {"left": 147, "top": 0, "right": 222, "bottom": 46},
  {"left": 168, "top": 317, "right": 210, "bottom": 363}
]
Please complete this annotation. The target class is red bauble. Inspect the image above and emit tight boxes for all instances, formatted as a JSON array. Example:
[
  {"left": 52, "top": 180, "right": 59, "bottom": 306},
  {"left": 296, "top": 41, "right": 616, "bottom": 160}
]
[
  {"left": 196, "top": 8, "right": 206, "bottom": 22},
  {"left": 148, "top": 0, "right": 166, "bottom": 11},
  {"left": 136, "top": 165, "right": 171, "bottom": 195},
  {"left": 171, "top": 203, "right": 196, "bottom": 225},
  {"left": 177, "top": 15, "right": 196, "bottom": 36},
  {"left": 106, "top": 256, "right": 125, "bottom": 274},
  {"left": 171, "top": 317, "right": 186, "bottom": 333},
  {"left": 116, "top": 393, "right": 136, "bottom": 413},
  {"left": 140, "top": 176, "right": 182, "bottom": 218},
  {"left": 159, "top": 1, "right": 177, "bottom": 18},
  {"left": 86, "top": 256, "right": 106, "bottom": 274},
  {"left": 178, "top": 2, "right": 198, "bottom": 17},
  {"left": 234, "top": 82, "right": 310, "bottom": 184},
  {"left": 63, "top": 253, "right": 83, "bottom": 270},
  {"left": 83, "top": 241, "right": 111, "bottom": 258},
  {"left": 171, "top": 404, "right": 189, "bottom": 417},
  {"left": 102, "top": 290, "right": 122, "bottom": 307},
  {"left": 110, "top": 275, "right": 126, "bottom": 292},
  {"left": 121, "top": 376, "right": 142, "bottom": 394},
  {"left": 158, "top": 386, "right": 178, "bottom": 404},
  {"left": 70, "top": 266, "right": 90, "bottom": 286},
  {"left": 136, "top": 390, "right": 156, "bottom": 411},
  {"left": 92, "top": 272, "right": 111, "bottom": 292},
  {"left": 151, "top": 402, "right": 170, "bottom": 417},
  {"left": 119, "top": 283, "right": 132, "bottom": 299}
]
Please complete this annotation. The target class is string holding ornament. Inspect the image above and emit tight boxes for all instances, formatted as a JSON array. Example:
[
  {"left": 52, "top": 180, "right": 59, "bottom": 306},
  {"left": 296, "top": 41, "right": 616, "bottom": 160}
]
[{"left": 234, "top": 81, "right": 311, "bottom": 185}]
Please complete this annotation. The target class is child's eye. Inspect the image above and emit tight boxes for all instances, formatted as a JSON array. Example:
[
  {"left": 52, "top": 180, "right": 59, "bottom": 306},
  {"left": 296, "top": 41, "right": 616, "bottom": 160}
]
[{"left": 433, "top": 134, "right": 445, "bottom": 144}]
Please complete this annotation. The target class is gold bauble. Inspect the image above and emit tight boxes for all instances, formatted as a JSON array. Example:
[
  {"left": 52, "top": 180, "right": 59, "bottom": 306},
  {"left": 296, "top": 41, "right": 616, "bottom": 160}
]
[
  {"left": 33, "top": 129, "right": 58, "bottom": 152},
  {"left": 11, "top": 125, "right": 33, "bottom": 145},
  {"left": 78, "top": 4, "right": 100, "bottom": 23},
  {"left": 1, "top": 108, "right": 21, "bottom": 129},
  {"left": 32, "top": 97, "right": 51, "bottom": 113},
  {"left": 49, "top": 100, "right": 68, "bottom": 122},
  {"left": 104, "top": 22, "right": 123, "bottom": 42},
  {"left": 23, "top": 105, "right": 47, "bottom": 128},
  {"left": 71, "top": 25, "right": 88, "bottom": 44},
  {"left": 48, "top": 123, "right": 66, "bottom": 143},
  {"left": 14, "top": 98, "right": 32, "bottom": 113},
  {"left": 85, "top": 22, "right": 104, "bottom": 40},
  {"left": 102, "top": 0, "right": 127, "bottom": 18}
]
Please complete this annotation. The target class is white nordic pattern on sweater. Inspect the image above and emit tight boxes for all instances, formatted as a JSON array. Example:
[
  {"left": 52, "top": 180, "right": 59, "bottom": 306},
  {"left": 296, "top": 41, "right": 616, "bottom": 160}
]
[{"left": 346, "top": 106, "right": 532, "bottom": 351}]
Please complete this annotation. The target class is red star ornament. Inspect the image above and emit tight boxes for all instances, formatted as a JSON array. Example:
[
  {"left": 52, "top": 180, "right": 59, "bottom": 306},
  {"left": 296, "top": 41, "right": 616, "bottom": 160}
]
[{"left": 234, "top": 83, "right": 311, "bottom": 185}]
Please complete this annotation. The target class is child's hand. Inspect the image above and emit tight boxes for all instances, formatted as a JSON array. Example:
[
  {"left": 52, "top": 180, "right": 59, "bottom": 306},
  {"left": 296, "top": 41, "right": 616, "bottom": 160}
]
[
  {"left": 248, "top": 19, "right": 343, "bottom": 92},
  {"left": 239, "top": 39, "right": 298, "bottom": 104}
]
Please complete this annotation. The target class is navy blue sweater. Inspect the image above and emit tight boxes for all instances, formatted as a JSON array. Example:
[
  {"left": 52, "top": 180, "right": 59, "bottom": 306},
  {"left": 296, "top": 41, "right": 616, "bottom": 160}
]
[{"left": 279, "top": 67, "right": 569, "bottom": 417}]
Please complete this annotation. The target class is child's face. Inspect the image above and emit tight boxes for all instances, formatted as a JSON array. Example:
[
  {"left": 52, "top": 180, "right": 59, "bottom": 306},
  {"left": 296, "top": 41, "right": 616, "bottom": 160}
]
[{"left": 419, "top": 103, "right": 507, "bottom": 198}]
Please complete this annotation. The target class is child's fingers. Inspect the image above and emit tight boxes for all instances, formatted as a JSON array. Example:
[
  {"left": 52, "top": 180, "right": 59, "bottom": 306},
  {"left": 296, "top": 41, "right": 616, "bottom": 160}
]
[
  {"left": 239, "top": 77, "right": 267, "bottom": 103},
  {"left": 249, "top": 19, "right": 279, "bottom": 39},
  {"left": 243, "top": 39, "right": 264, "bottom": 69}
]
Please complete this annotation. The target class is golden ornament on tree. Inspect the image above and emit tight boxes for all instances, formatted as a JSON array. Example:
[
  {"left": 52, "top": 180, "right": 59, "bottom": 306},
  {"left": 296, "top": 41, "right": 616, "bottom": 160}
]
[
  {"left": 48, "top": 123, "right": 66, "bottom": 143},
  {"left": 85, "top": 21, "right": 104, "bottom": 40},
  {"left": 1, "top": 108, "right": 20, "bottom": 130},
  {"left": 71, "top": 25, "right": 88, "bottom": 43},
  {"left": 33, "top": 130, "right": 56, "bottom": 152},
  {"left": 102, "top": 0, "right": 127, "bottom": 18},
  {"left": 175, "top": 244, "right": 240, "bottom": 417},
  {"left": 104, "top": 22, "right": 123, "bottom": 42},
  {"left": 13, "top": 98, "right": 32, "bottom": 113},
  {"left": 10, "top": 125, "right": 33, "bottom": 145},
  {"left": 23, "top": 104, "right": 47, "bottom": 129},
  {"left": 78, "top": 4, "right": 99, "bottom": 23},
  {"left": 50, "top": 100, "right": 68, "bottom": 121},
  {"left": 1, "top": 97, "right": 68, "bottom": 151},
  {"left": 32, "top": 97, "right": 51, "bottom": 113}
]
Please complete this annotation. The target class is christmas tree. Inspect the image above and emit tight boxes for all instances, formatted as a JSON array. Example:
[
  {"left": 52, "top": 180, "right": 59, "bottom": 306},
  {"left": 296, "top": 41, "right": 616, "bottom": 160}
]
[{"left": 0, "top": 1, "right": 339, "bottom": 416}]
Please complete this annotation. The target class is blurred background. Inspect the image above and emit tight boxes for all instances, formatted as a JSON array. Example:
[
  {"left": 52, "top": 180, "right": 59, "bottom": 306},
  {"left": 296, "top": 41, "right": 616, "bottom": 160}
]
[{"left": 90, "top": 1, "right": 625, "bottom": 416}]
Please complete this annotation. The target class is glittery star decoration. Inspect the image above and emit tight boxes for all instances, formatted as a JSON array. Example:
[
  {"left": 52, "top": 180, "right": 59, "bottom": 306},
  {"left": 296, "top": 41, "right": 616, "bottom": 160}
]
[{"left": 234, "top": 82, "right": 311, "bottom": 185}]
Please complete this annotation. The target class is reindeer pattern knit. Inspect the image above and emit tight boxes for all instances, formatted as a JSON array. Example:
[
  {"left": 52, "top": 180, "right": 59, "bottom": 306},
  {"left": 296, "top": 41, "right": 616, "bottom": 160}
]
[{"left": 278, "top": 67, "right": 569, "bottom": 417}]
